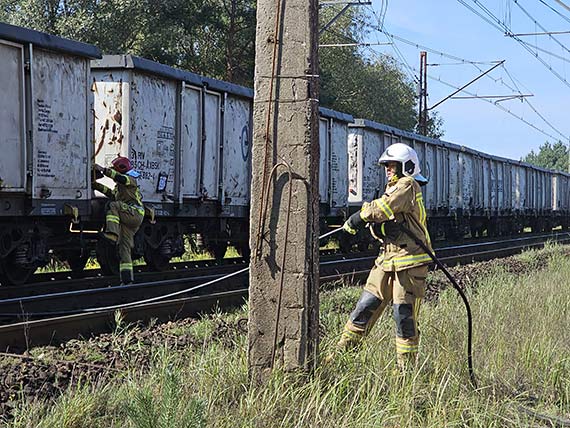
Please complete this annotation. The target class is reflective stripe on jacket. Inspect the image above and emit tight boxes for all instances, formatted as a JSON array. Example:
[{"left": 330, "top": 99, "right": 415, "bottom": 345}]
[
  {"left": 359, "top": 176, "right": 433, "bottom": 272},
  {"left": 94, "top": 168, "right": 144, "bottom": 216}
]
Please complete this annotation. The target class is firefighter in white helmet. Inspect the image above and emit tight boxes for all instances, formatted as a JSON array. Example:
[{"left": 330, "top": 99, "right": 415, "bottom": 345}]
[{"left": 332, "top": 143, "right": 432, "bottom": 370}]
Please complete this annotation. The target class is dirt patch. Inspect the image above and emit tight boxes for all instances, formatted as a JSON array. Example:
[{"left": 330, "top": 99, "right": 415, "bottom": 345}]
[
  {"left": 424, "top": 247, "right": 568, "bottom": 302},
  {"left": 0, "top": 317, "right": 246, "bottom": 421}
]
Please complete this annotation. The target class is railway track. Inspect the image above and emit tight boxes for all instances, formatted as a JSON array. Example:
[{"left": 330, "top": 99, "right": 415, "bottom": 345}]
[{"left": 0, "top": 231, "right": 568, "bottom": 351}]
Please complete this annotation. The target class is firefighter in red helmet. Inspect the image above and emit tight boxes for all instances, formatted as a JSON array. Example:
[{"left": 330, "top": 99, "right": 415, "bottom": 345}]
[{"left": 93, "top": 156, "right": 144, "bottom": 285}]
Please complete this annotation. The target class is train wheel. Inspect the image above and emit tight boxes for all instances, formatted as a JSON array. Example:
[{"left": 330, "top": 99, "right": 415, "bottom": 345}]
[
  {"left": 66, "top": 254, "right": 89, "bottom": 273},
  {"left": 208, "top": 243, "right": 228, "bottom": 261},
  {"left": 143, "top": 246, "right": 171, "bottom": 271},
  {"left": 237, "top": 243, "right": 251, "bottom": 259},
  {"left": 0, "top": 246, "right": 36, "bottom": 285},
  {"left": 96, "top": 239, "right": 119, "bottom": 276},
  {"left": 338, "top": 234, "right": 352, "bottom": 253}
]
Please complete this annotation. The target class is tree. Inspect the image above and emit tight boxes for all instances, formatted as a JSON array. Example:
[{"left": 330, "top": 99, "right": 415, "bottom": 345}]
[
  {"left": 0, "top": 0, "right": 256, "bottom": 85},
  {"left": 415, "top": 112, "right": 445, "bottom": 139},
  {"left": 522, "top": 141, "right": 568, "bottom": 172},
  {"left": 2, "top": 1, "right": 444, "bottom": 133},
  {"left": 319, "top": 6, "right": 443, "bottom": 135}
]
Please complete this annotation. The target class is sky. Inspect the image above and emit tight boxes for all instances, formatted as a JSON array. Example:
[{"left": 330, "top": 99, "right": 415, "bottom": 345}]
[{"left": 357, "top": 0, "right": 570, "bottom": 161}]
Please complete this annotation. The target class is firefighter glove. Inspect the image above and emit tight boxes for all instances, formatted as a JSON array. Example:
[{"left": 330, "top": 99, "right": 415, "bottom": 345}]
[
  {"left": 377, "top": 220, "right": 401, "bottom": 240},
  {"left": 93, "top": 164, "right": 104, "bottom": 179},
  {"left": 343, "top": 211, "right": 365, "bottom": 235}
]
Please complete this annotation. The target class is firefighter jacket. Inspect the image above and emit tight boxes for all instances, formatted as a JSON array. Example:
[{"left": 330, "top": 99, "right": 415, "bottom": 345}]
[
  {"left": 93, "top": 168, "right": 145, "bottom": 216},
  {"left": 359, "top": 176, "right": 432, "bottom": 272}
]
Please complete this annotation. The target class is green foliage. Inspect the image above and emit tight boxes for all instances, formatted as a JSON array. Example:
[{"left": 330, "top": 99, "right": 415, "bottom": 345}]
[
  {"left": 319, "top": 7, "right": 422, "bottom": 131},
  {"left": 8, "top": 246, "right": 570, "bottom": 426},
  {"left": 522, "top": 140, "right": 568, "bottom": 172},
  {"left": 416, "top": 111, "right": 445, "bottom": 139},
  {"left": 1, "top": 1, "right": 438, "bottom": 132},
  {"left": 0, "top": 0, "right": 256, "bottom": 85},
  {"left": 125, "top": 356, "right": 206, "bottom": 428},
  {"left": 10, "top": 382, "right": 119, "bottom": 428}
]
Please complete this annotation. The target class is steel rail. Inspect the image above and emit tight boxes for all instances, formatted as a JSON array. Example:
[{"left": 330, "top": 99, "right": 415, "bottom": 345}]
[{"left": 0, "top": 233, "right": 568, "bottom": 351}]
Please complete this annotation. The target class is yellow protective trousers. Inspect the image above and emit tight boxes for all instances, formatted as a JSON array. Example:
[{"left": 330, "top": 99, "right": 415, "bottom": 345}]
[
  {"left": 105, "top": 201, "right": 144, "bottom": 284},
  {"left": 340, "top": 264, "right": 428, "bottom": 369}
]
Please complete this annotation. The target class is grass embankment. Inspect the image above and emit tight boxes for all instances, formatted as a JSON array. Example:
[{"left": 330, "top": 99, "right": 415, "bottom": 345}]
[{"left": 6, "top": 245, "right": 570, "bottom": 427}]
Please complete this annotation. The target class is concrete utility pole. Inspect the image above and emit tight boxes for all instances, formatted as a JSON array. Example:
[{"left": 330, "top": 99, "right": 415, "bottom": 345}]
[{"left": 248, "top": 0, "right": 320, "bottom": 383}]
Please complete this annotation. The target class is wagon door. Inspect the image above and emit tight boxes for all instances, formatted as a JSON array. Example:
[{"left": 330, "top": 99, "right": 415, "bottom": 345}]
[
  {"left": 503, "top": 163, "right": 512, "bottom": 211},
  {"left": 128, "top": 73, "right": 177, "bottom": 205},
  {"left": 330, "top": 120, "right": 348, "bottom": 210},
  {"left": 496, "top": 162, "right": 504, "bottom": 211},
  {"left": 222, "top": 94, "right": 251, "bottom": 207},
  {"left": 361, "top": 129, "right": 383, "bottom": 201},
  {"left": 347, "top": 127, "right": 361, "bottom": 205},
  {"left": 434, "top": 146, "right": 449, "bottom": 210},
  {"left": 0, "top": 40, "right": 26, "bottom": 192},
  {"left": 201, "top": 90, "right": 221, "bottom": 200},
  {"left": 92, "top": 72, "right": 130, "bottom": 197},
  {"left": 461, "top": 152, "right": 475, "bottom": 211},
  {"left": 32, "top": 49, "right": 90, "bottom": 203},
  {"left": 448, "top": 149, "right": 461, "bottom": 212},
  {"left": 318, "top": 117, "right": 330, "bottom": 205},
  {"left": 543, "top": 172, "right": 552, "bottom": 214},
  {"left": 180, "top": 84, "right": 202, "bottom": 199},
  {"left": 525, "top": 169, "right": 531, "bottom": 211},
  {"left": 553, "top": 174, "right": 560, "bottom": 211}
]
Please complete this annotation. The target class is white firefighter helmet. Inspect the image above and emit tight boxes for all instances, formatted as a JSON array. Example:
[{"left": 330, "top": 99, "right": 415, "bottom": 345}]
[{"left": 378, "top": 143, "right": 428, "bottom": 184}]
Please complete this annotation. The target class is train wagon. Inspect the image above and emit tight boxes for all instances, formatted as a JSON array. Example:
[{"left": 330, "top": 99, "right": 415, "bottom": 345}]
[
  {"left": 91, "top": 54, "right": 255, "bottom": 267},
  {"left": 0, "top": 23, "right": 101, "bottom": 284},
  {"left": 347, "top": 118, "right": 569, "bottom": 240},
  {"left": 91, "top": 55, "right": 358, "bottom": 266},
  {"left": 2, "top": 24, "right": 569, "bottom": 285}
]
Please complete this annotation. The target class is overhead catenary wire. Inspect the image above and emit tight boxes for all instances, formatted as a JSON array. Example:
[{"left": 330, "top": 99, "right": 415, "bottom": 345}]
[
  {"left": 554, "top": 0, "right": 570, "bottom": 13},
  {"left": 358, "top": 41, "right": 566, "bottom": 142},
  {"left": 421, "top": 67, "right": 564, "bottom": 141},
  {"left": 456, "top": 0, "right": 570, "bottom": 89},
  {"left": 359, "top": 4, "right": 568, "bottom": 143},
  {"left": 537, "top": 0, "right": 570, "bottom": 25},
  {"left": 511, "top": 0, "right": 570, "bottom": 56},
  {"left": 502, "top": 65, "right": 568, "bottom": 141},
  {"left": 359, "top": 8, "right": 523, "bottom": 93},
  {"left": 519, "top": 39, "right": 570, "bottom": 64}
]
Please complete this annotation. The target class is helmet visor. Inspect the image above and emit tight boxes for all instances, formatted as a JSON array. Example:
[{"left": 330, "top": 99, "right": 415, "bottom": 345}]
[{"left": 414, "top": 173, "right": 429, "bottom": 184}]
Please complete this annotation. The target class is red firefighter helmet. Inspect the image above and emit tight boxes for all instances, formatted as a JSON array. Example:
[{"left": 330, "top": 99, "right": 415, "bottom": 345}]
[{"left": 111, "top": 156, "right": 133, "bottom": 174}]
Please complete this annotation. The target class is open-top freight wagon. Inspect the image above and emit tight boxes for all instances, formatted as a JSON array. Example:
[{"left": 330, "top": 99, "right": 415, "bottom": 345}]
[{"left": 1, "top": 23, "right": 569, "bottom": 285}]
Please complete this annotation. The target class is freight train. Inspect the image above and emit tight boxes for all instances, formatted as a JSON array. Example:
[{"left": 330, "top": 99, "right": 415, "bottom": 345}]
[{"left": 1, "top": 23, "right": 569, "bottom": 285}]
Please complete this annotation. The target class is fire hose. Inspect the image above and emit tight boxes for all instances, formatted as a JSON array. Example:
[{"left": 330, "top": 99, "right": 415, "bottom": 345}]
[{"left": 324, "top": 223, "right": 476, "bottom": 387}]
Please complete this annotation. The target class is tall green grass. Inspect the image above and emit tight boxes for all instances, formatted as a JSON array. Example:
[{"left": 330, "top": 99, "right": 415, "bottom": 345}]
[{"left": 8, "top": 246, "right": 570, "bottom": 427}]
